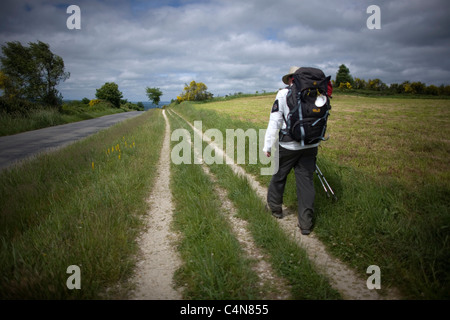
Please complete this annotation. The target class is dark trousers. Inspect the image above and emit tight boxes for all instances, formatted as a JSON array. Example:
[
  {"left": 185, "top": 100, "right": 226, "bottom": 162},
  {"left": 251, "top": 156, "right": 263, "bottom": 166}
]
[{"left": 267, "top": 146, "right": 318, "bottom": 230}]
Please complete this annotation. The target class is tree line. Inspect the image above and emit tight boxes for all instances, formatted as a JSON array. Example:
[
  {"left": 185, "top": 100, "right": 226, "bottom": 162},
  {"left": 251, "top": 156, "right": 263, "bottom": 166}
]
[
  {"left": 2, "top": 40, "right": 447, "bottom": 116},
  {"left": 0, "top": 41, "right": 149, "bottom": 114},
  {"left": 335, "top": 64, "right": 450, "bottom": 96}
]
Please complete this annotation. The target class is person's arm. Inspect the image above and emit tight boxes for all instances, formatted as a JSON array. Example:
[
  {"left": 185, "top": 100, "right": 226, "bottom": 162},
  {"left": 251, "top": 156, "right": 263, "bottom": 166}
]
[{"left": 263, "top": 91, "right": 285, "bottom": 157}]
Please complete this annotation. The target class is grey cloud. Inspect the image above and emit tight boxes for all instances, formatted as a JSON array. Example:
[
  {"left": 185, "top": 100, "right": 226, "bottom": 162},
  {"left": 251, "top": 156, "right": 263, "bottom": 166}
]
[{"left": 1, "top": 0, "right": 449, "bottom": 101}]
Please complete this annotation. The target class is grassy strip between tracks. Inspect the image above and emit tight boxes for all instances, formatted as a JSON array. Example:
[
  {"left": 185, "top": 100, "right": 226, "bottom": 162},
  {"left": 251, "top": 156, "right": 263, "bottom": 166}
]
[{"left": 0, "top": 109, "right": 164, "bottom": 299}]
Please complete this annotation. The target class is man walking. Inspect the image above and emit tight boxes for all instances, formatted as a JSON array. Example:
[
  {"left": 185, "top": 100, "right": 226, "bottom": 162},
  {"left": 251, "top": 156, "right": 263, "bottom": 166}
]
[{"left": 263, "top": 66, "right": 320, "bottom": 236}]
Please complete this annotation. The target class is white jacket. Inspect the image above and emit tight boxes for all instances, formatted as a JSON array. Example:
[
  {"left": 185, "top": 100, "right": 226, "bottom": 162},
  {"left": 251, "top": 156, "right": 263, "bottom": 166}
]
[{"left": 263, "top": 87, "right": 319, "bottom": 153}]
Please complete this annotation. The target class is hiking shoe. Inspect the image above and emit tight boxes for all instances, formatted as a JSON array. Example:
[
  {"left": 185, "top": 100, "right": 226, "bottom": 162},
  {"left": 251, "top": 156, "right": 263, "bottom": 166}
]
[
  {"left": 297, "top": 223, "right": 311, "bottom": 235},
  {"left": 272, "top": 211, "right": 283, "bottom": 219},
  {"left": 265, "top": 204, "right": 283, "bottom": 219}
]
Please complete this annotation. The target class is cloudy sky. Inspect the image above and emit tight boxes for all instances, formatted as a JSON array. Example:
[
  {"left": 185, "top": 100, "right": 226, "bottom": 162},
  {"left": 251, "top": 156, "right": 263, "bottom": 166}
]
[{"left": 1, "top": 0, "right": 449, "bottom": 102}]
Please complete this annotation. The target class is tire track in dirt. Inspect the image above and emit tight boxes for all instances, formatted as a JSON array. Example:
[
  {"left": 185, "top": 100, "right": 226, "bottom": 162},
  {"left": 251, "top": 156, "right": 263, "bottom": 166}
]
[
  {"left": 170, "top": 109, "right": 401, "bottom": 300},
  {"left": 130, "top": 110, "right": 183, "bottom": 300}
]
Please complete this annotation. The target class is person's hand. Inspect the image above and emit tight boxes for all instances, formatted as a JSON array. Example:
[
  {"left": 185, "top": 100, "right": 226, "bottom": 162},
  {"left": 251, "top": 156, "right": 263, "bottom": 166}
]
[{"left": 265, "top": 151, "right": 271, "bottom": 158}]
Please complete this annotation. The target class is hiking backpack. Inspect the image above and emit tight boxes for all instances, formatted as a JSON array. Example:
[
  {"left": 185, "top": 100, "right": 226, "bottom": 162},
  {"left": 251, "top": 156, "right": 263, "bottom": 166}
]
[{"left": 281, "top": 67, "right": 332, "bottom": 146}]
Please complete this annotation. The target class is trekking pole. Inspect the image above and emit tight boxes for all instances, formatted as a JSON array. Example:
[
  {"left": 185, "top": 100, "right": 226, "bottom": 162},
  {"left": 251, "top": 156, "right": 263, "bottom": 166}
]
[
  {"left": 315, "top": 164, "right": 337, "bottom": 201},
  {"left": 316, "top": 169, "right": 330, "bottom": 198}
]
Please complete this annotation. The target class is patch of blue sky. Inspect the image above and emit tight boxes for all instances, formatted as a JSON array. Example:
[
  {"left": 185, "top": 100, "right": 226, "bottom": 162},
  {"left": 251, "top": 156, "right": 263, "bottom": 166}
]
[{"left": 263, "top": 27, "right": 279, "bottom": 41}]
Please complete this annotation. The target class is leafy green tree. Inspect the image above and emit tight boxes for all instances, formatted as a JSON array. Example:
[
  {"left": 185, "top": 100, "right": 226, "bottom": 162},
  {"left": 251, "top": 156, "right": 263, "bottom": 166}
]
[
  {"left": 338, "top": 82, "right": 352, "bottom": 90},
  {"left": 367, "top": 78, "right": 387, "bottom": 91},
  {"left": 425, "top": 85, "right": 439, "bottom": 96},
  {"left": 439, "top": 85, "right": 450, "bottom": 95},
  {"left": 400, "top": 81, "right": 413, "bottom": 94},
  {"left": 335, "top": 64, "right": 354, "bottom": 87},
  {"left": 146, "top": 87, "right": 163, "bottom": 105},
  {"left": 95, "top": 82, "right": 123, "bottom": 108},
  {"left": 410, "top": 82, "right": 426, "bottom": 94},
  {"left": 136, "top": 102, "right": 145, "bottom": 110},
  {"left": 0, "top": 41, "right": 35, "bottom": 100},
  {"left": 353, "top": 78, "right": 366, "bottom": 89},
  {"left": 0, "top": 41, "right": 69, "bottom": 106},
  {"left": 0, "top": 70, "right": 17, "bottom": 99},
  {"left": 177, "top": 80, "right": 213, "bottom": 102},
  {"left": 389, "top": 83, "right": 401, "bottom": 93}
]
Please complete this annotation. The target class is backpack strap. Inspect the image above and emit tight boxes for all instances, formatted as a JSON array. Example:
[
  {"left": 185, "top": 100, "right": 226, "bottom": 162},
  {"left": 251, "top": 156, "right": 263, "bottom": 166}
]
[
  {"left": 279, "top": 113, "right": 294, "bottom": 142},
  {"left": 280, "top": 87, "right": 293, "bottom": 142}
]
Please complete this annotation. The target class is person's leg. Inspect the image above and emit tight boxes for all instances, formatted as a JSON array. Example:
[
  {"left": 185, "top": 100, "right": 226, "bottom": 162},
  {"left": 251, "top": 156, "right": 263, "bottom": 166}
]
[
  {"left": 267, "top": 146, "right": 300, "bottom": 217},
  {"left": 294, "top": 147, "right": 318, "bottom": 232}
]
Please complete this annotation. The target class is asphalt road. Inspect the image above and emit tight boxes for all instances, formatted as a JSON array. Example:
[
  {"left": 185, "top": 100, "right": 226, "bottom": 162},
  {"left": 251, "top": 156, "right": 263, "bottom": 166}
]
[{"left": 0, "top": 111, "right": 145, "bottom": 170}]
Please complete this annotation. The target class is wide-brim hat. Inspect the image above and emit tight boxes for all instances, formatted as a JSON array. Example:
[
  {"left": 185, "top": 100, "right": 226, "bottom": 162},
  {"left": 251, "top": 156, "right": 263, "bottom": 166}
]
[{"left": 282, "top": 66, "right": 300, "bottom": 85}]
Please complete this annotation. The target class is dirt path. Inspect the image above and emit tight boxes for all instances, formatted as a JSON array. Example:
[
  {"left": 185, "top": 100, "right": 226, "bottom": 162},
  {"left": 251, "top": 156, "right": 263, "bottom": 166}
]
[
  {"left": 198, "top": 153, "right": 292, "bottom": 300},
  {"left": 130, "top": 110, "right": 183, "bottom": 300},
  {"left": 170, "top": 110, "right": 401, "bottom": 300}
]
